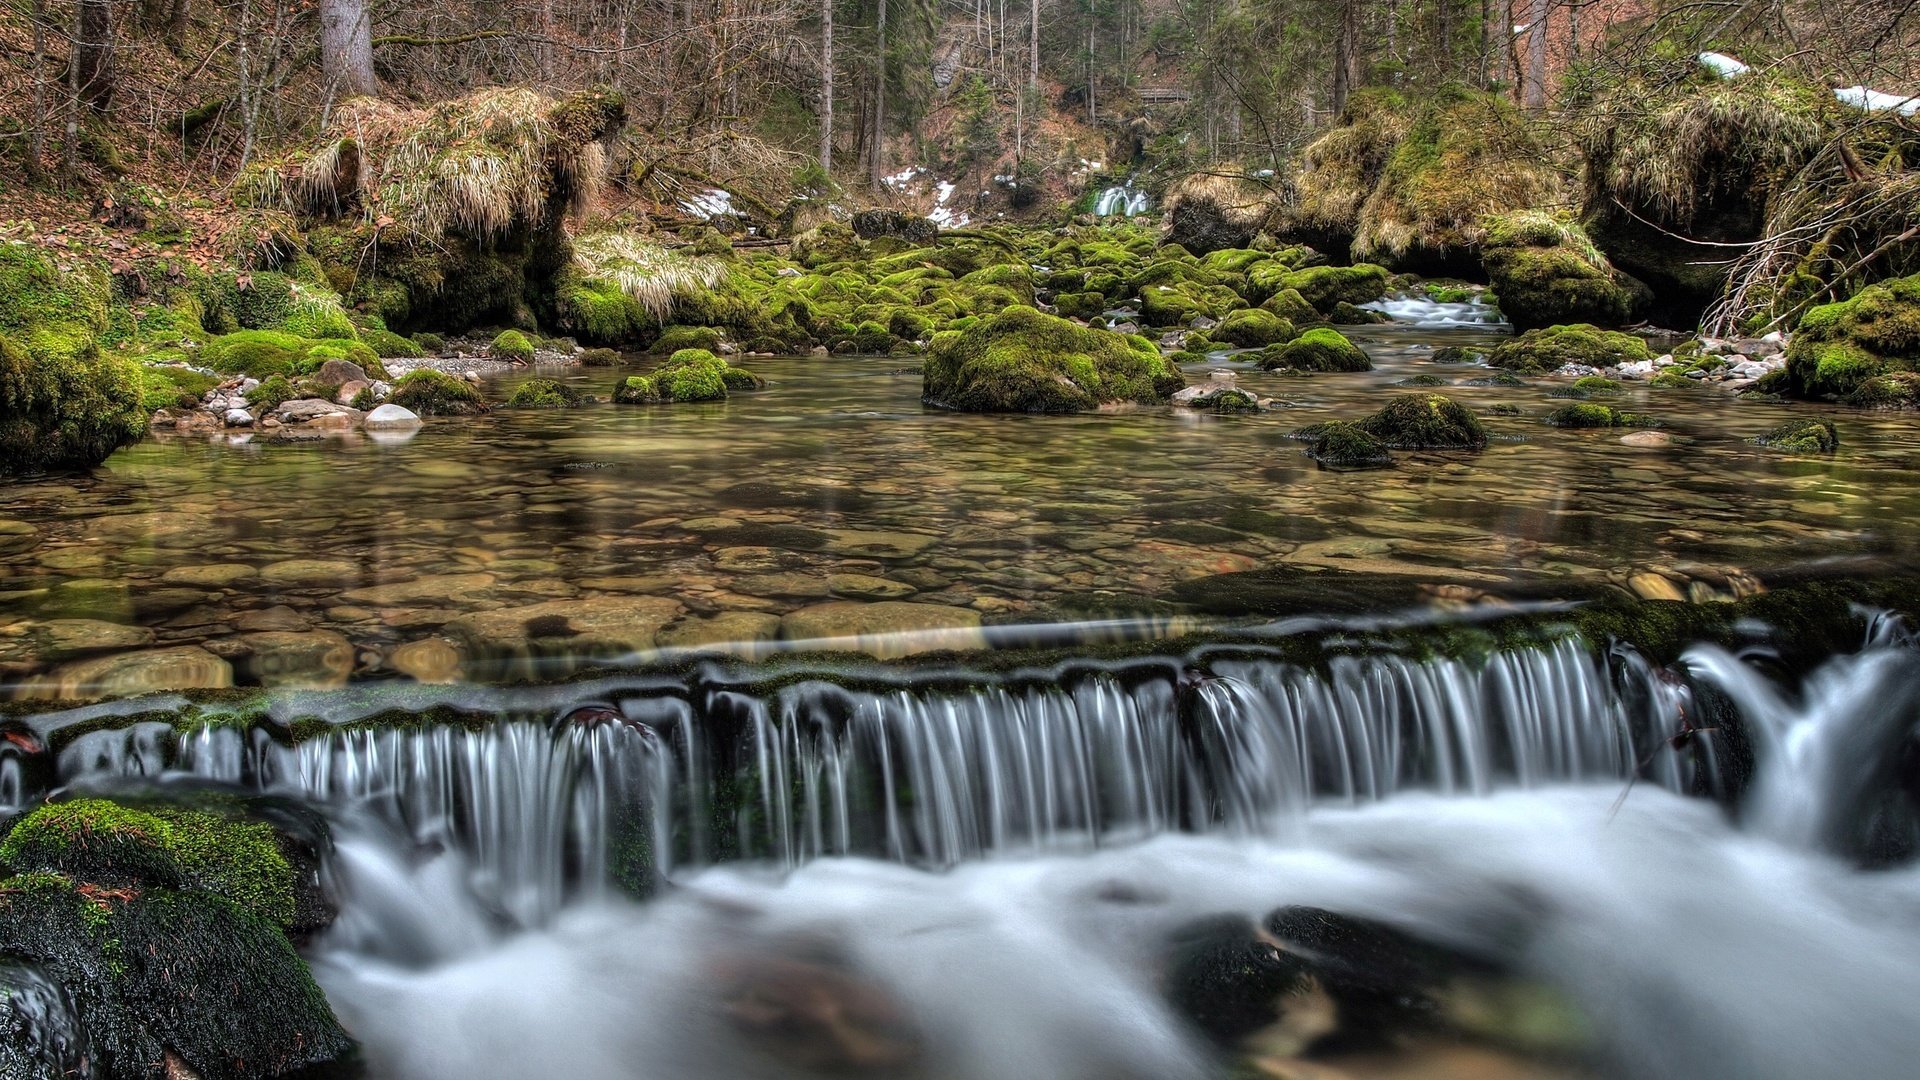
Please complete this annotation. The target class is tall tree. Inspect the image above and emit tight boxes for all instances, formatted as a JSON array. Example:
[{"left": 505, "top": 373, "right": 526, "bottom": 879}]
[
  {"left": 320, "top": 0, "right": 377, "bottom": 98},
  {"left": 76, "top": 0, "right": 115, "bottom": 109},
  {"left": 870, "top": 0, "right": 888, "bottom": 187},
  {"left": 1522, "top": 0, "right": 1549, "bottom": 110},
  {"left": 1333, "top": 0, "right": 1361, "bottom": 114},
  {"left": 821, "top": 0, "right": 834, "bottom": 169}
]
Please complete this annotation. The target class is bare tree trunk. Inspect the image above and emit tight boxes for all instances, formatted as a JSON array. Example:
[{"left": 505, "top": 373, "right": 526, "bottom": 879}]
[
  {"left": 1085, "top": 0, "right": 1095, "bottom": 125},
  {"left": 1523, "top": 0, "right": 1548, "bottom": 110},
  {"left": 1332, "top": 0, "right": 1360, "bottom": 114},
  {"left": 320, "top": 0, "right": 377, "bottom": 98},
  {"left": 870, "top": 0, "right": 887, "bottom": 189},
  {"left": 167, "top": 0, "right": 191, "bottom": 51},
  {"left": 821, "top": 0, "right": 833, "bottom": 169},
  {"left": 77, "top": 0, "right": 114, "bottom": 110},
  {"left": 62, "top": 0, "right": 79, "bottom": 179},
  {"left": 27, "top": 0, "right": 47, "bottom": 180}
]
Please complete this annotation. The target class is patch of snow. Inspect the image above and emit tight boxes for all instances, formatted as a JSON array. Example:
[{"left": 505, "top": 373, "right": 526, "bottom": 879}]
[
  {"left": 1513, "top": 22, "right": 1532, "bottom": 35},
  {"left": 1699, "top": 52, "right": 1750, "bottom": 79},
  {"left": 928, "top": 206, "right": 971, "bottom": 229},
  {"left": 1834, "top": 85, "right": 1920, "bottom": 116},
  {"left": 883, "top": 166, "right": 925, "bottom": 190},
  {"left": 935, "top": 181, "right": 956, "bottom": 205},
  {"left": 679, "top": 189, "right": 734, "bottom": 219}
]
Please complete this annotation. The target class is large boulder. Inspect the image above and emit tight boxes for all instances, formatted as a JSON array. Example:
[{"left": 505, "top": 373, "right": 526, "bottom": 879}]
[
  {"left": 0, "top": 797, "right": 357, "bottom": 1079},
  {"left": 922, "top": 306, "right": 1184, "bottom": 412},
  {"left": 1481, "top": 212, "right": 1648, "bottom": 331},
  {"left": 1256, "top": 328, "right": 1372, "bottom": 372},
  {"left": 1781, "top": 274, "right": 1920, "bottom": 402},
  {"left": 1161, "top": 172, "right": 1275, "bottom": 256},
  {"left": 0, "top": 243, "right": 145, "bottom": 477},
  {"left": 1489, "top": 324, "right": 1652, "bottom": 375},
  {"left": 850, "top": 210, "right": 938, "bottom": 244},
  {"left": 1354, "top": 393, "right": 1489, "bottom": 449}
]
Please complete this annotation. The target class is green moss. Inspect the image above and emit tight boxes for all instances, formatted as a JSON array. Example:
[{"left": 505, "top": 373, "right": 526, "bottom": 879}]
[
  {"left": 490, "top": 329, "right": 536, "bottom": 363},
  {"left": 1397, "top": 374, "right": 1447, "bottom": 387},
  {"left": 358, "top": 326, "right": 425, "bottom": 358},
  {"left": 138, "top": 365, "right": 218, "bottom": 412},
  {"left": 1256, "top": 328, "right": 1372, "bottom": 372},
  {"left": 1480, "top": 211, "right": 1643, "bottom": 331},
  {"left": 1572, "top": 375, "right": 1623, "bottom": 394},
  {"left": 1141, "top": 282, "right": 1245, "bottom": 327},
  {"left": 1306, "top": 420, "right": 1392, "bottom": 469},
  {"left": 1783, "top": 275, "right": 1920, "bottom": 400},
  {"left": 1213, "top": 308, "right": 1296, "bottom": 348},
  {"left": 1274, "top": 265, "right": 1391, "bottom": 313},
  {"left": 612, "top": 375, "right": 660, "bottom": 404},
  {"left": 244, "top": 374, "right": 296, "bottom": 415},
  {"left": 1355, "top": 393, "right": 1488, "bottom": 448},
  {"left": 414, "top": 331, "right": 446, "bottom": 354},
  {"left": 652, "top": 348, "right": 730, "bottom": 402},
  {"left": 1544, "top": 402, "right": 1656, "bottom": 428},
  {"left": 1052, "top": 292, "right": 1107, "bottom": 321},
  {"left": 1844, "top": 371, "right": 1920, "bottom": 408},
  {"left": 923, "top": 306, "right": 1184, "bottom": 413},
  {"left": 1649, "top": 369, "right": 1698, "bottom": 389},
  {"left": 1489, "top": 324, "right": 1652, "bottom": 375},
  {"left": 651, "top": 325, "right": 725, "bottom": 354},
  {"left": 391, "top": 369, "right": 484, "bottom": 415},
  {"left": 889, "top": 309, "right": 933, "bottom": 340},
  {"left": 197, "top": 329, "right": 304, "bottom": 378},
  {"left": 720, "top": 367, "right": 765, "bottom": 390},
  {"left": 0, "top": 244, "right": 145, "bottom": 474},
  {"left": 0, "top": 799, "right": 295, "bottom": 926},
  {"left": 579, "top": 347, "right": 621, "bottom": 367},
  {"left": 1756, "top": 417, "right": 1838, "bottom": 451},
  {"left": 0, "top": 871, "right": 353, "bottom": 1079},
  {"left": 504, "top": 377, "right": 581, "bottom": 407}
]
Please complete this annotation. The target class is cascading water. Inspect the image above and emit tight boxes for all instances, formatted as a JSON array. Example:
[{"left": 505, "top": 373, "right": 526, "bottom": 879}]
[
  {"left": 21, "top": 619, "right": 1920, "bottom": 1079},
  {"left": 1094, "top": 178, "right": 1151, "bottom": 217},
  {"left": 1362, "top": 291, "right": 1505, "bottom": 327}
]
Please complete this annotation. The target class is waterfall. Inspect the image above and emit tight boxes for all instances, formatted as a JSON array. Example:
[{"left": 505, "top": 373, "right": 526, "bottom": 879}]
[
  {"left": 37, "top": 637, "right": 1706, "bottom": 926},
  {"left": 1094, "top": 179, "right": 1151, "bottom": 217}
]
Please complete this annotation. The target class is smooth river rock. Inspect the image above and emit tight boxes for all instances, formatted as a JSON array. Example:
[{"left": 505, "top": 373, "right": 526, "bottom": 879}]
[
  {"left": 444, "top": 596, "right": 684, "bottom": 674},
  {"left": 19, "top": 645, "right": 234, "bottom": 700},
  {"left": 363, "top": 404, "right": 423, "bottom": 430},
  {"left": 779, "top": 602, "right": 985, "bottom": 658}
]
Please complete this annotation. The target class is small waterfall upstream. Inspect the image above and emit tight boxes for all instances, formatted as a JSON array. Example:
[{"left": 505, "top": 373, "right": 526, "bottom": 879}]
[
  {"left": 35, "top": 636, "right": 1709, "bottom": 926},
  {"left": 1094, "top": 179, "right": 1151, "bottom": 217}
]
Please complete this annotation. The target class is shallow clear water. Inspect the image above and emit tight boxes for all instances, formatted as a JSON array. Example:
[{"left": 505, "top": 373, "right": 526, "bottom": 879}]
[{"left": 4, "top": 326, "right": 1919, "bottom": 695}]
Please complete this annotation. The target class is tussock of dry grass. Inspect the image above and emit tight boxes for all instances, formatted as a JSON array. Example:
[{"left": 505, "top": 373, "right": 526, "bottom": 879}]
[
  {"left": 1162, "top": 170, "right": 1275, "bottom": 230},
  {"left": 571, "top": 233, "right": 728, "bottom": 320},
  {"left": 244, "top": 88, "right": 622, "bottom": 239}
]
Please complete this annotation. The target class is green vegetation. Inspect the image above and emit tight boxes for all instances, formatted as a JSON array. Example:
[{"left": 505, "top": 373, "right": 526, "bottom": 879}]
[
  {"left": 1354, "top": 393, "right": 1488, "bottom": 449},
  {"left": 1489, "top": 324, "right": 1652, "bottom": 375},
  {"left": 1212, "top": 308, "right": 1296, "bottom": 348},
  {"left": 1481, "top": 211, "right": 1646, "bottom": 331},
  {"left": 0, "top": 243, "right": 146, "bottom": 476},
  {"left": 1306, "top": 421, "right": 1392, "bottom": 469},
  {"left": 504, "top": 378, "right": 583, "bottom": 407},
  {"left": 652, "top": 348, "right": 732, "bottom": 402},
  {"left": 1783, "top": 275, "right": 1920, "bottom": 401},
  {"left": 1256, "top": 328, "right": 1372, "bottom": 372},
  {"left": 1545, "top": 403, "right": 1657, "bottom": 428},
  {"left": 491, "top": 329, "right": 537, "bottom": 363},
  {"left": 923, "top": 306, "right": 1184, "bottom": 413},
  {"left": 391, "top": 369, "right": 485, "bottom": 415},
  {"left": 1757, "top": 417, "right": 1839, "bottom": 452}
]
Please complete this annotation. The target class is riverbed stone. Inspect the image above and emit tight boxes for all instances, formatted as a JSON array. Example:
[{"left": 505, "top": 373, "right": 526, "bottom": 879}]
[
  {"left": 363, "top": 403, "right": 422, "bottom": 430},
  {"left": 217, "top": 629, "right": 356, "bottom": 689},
  {"left": 160, "top": 563, "right": 258, "bottom": 587},
  {"left": 827, "top": 573, "right": 919, "bottom": 600},
  {"left": 339, "top": 573, "right": 496, "bottom": 606},
  {"left": 19, "top": 645, "right": 234, "bottom": 699},
  {"left": 445, "top": 595, "right": 684, "bottom": 666},
  {"left": 779, "top": 602, "right": 986, "bottom": 658},
  {"left": 259, "top": 559, "right": 361, "bottom": 586},
  {"left": 29, "top": 619, "right": 157, "bottom": 658},
  {"left": 388, "top": 636, "right": 465, "bottom": 683},
  {"left": 818, "top": 529, "right": 939, "bottom": 559},
  {"left": 232, "top": 605, "right": 314, "bottom": 633},
  {"left": 657, "top": 611, "right": 783, "bottom": 654}
]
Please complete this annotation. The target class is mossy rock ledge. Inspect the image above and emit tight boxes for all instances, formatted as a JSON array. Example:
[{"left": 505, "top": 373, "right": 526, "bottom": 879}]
[
  {"left": 1489, "top": 324, "right": 1652, "bottom": 375},
  {"left": 922, "top": 306, "right": 1184, "bottom": 413},
  {"left": 1782, "top": 274, "right": 1920, "bottom": 403},
  {"left": 0, "top": 242, "right": 146, "bottom": 477},
  {"left": 0, "top": 797, "right": 357, "bottom": 1079},
  {"left": 1480, "top": 211, "right": 1648, "bottom": 332}
]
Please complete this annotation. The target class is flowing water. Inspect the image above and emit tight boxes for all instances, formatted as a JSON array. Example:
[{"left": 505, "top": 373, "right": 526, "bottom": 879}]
[{"left": 7, "top": 308, "right": 1920, "bottom": 1078}]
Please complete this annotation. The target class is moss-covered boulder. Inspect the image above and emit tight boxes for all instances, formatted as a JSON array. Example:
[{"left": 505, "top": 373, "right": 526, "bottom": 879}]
[
  {"left": 1283, "top": 86, "right": 1561, "bottom": 273},
  {"left": 1306, "top": 421, "right": 1392, "bottom": 469},
  {"left": 611, "top": 374, "right": 660, "bottom": 404},
  {"left": 923, "top": 306, "right": 1184, "bottom": 413},
  {"left": 652, "top": 348, "right": 730, "bottom": 402},
  {"left": 1545, "top": 402, "right": 1657, "bottom": 428},
  {"left": 489, "top": 329, "right": 536, "bottom": 363},
  {"left": 1757, "top": 417, "right": 1838, "bottom": 452},
  {"left": 1211, "top": 308, "right": 1295, "bottom": 348},
  {"left": 391, "top": 369, "right": 484, "bottom": 415},
  {"left": 1273, "top": 264, "right": 1392, "bottom": 314},
  {"left": 1489, "top": 324, "right": 1652, "bottom": 375},
  {"left": 1355, "top": 394, "right": 1488, "bottom": 449},
  {"left": 0, "top": 797, "right": 355, "bottom": 1079},
  {"left": 200, "top": 330, "right": 379, "bottom": 380},
  {"left": 503, "top": 377, "right": 581, "bottom": 407},
  {"left": 1481, "top": 212, "right": 1648, "bottom": 331},
  {"left": 1256, "top": 328, "right": 1372, "bottom": 372},
  {"left": 0, "top": 243, "right": 145, "bottom": 477},
  {"left": 1782, "top": 275, "right": 1920, "bottom": 400}
]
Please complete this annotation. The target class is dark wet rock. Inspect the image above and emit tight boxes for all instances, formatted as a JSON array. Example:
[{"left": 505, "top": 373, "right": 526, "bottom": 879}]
[
  {"left": 1304, "top": 421, "right": 1392, "bottom": 469},
  {"left": 1429, "top": 346, "right": 1485, "bottom": 365},
  {"left": 312, "top": 358, "right": 371, "bottom": 388},
  {"left": 1756, "top": 417, "right": 1838, "bottom": 453},
  {"left": 850, "top": 210, "right": 938, "bottom": 243},
  {"left": 1355, "top": 394, "right": 1488, "bottom": 449},
  {"left": 1163, "top": 914, "right": 1318, "bottom": 1045},
  {"left": 0, "top": 797, "right": 357, "bottom": 1080},
  {"left": 713, "top": 945, "right": 922, "bottom": 1072}
]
